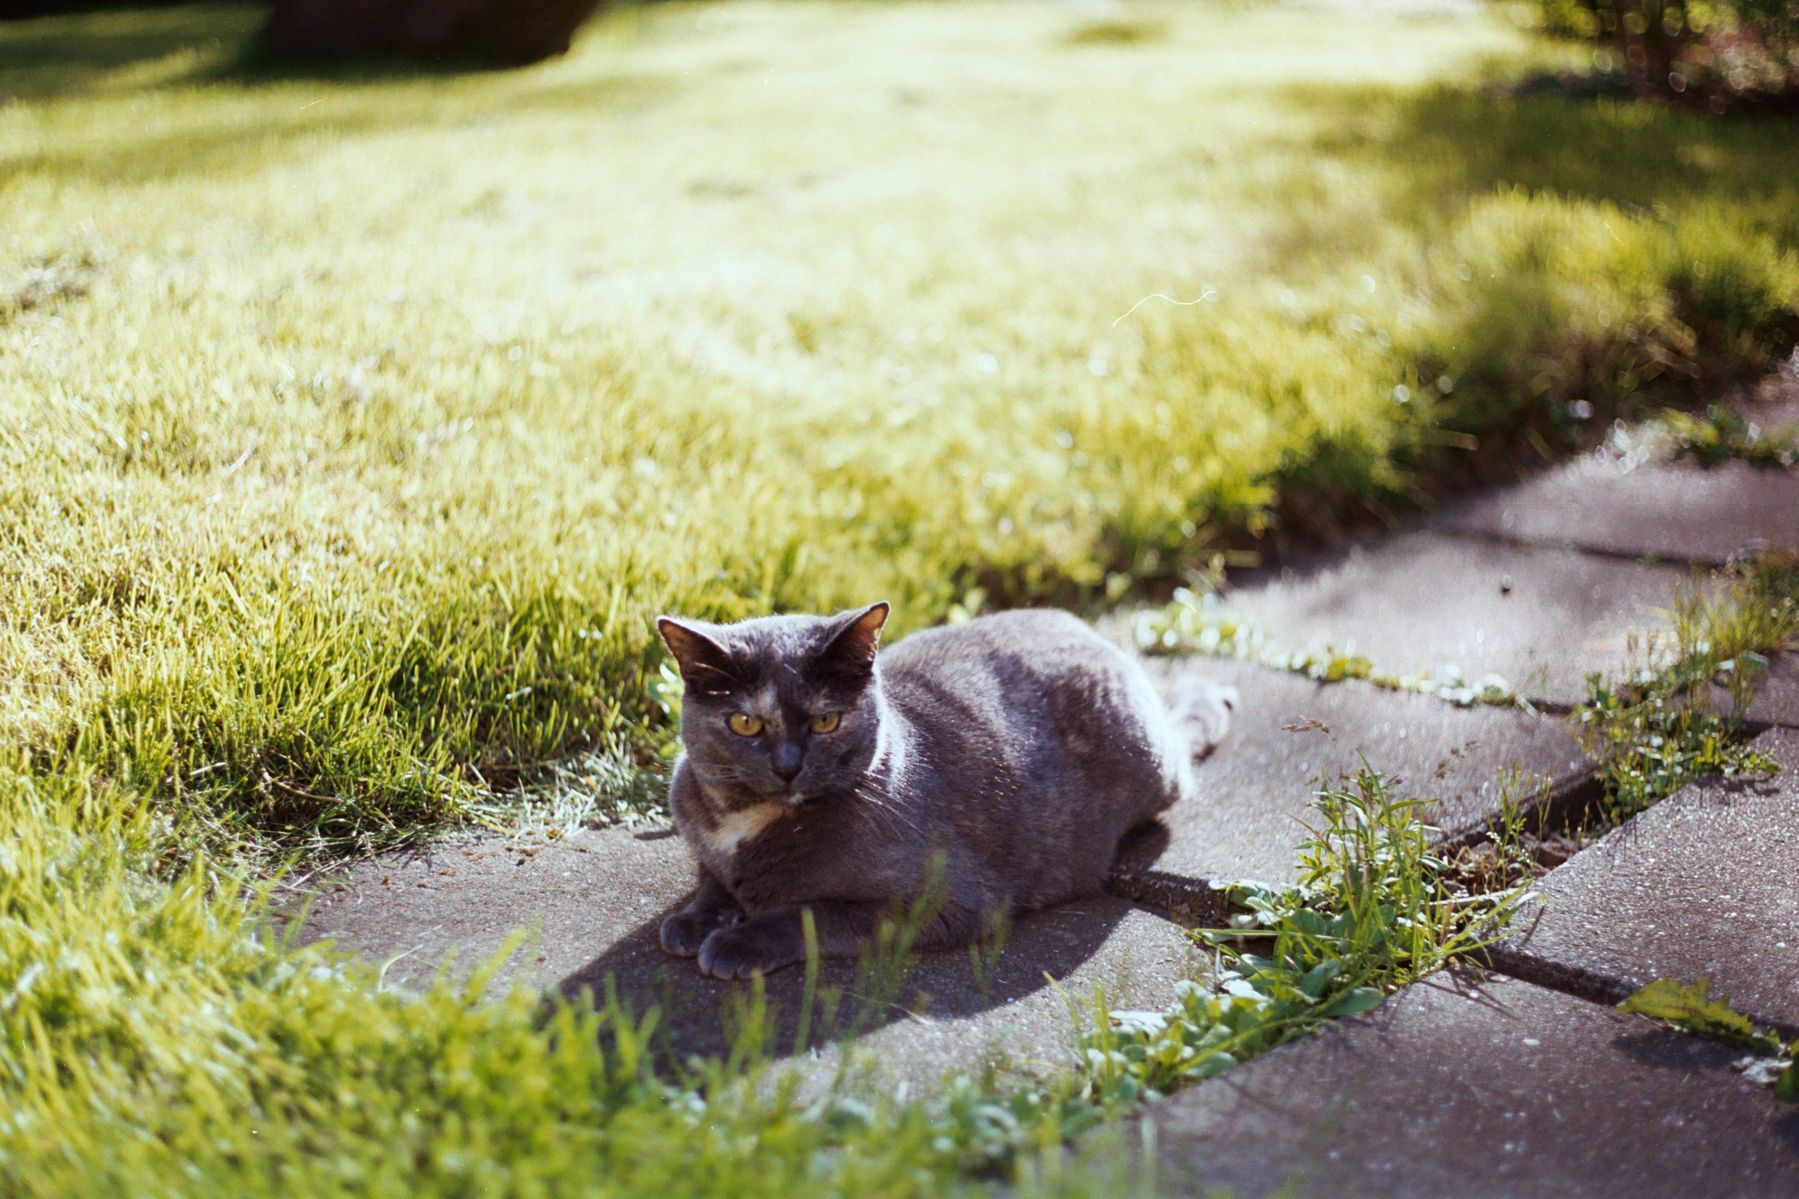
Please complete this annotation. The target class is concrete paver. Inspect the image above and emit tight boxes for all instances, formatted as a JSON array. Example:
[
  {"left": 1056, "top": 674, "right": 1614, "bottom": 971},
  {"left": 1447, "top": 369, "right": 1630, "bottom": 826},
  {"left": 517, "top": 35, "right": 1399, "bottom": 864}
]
[
  {"left": 1141, "top": 971, "right": 1799, "bottom": 1199},
  {"left": 299, "top": 824, "right": 1205, "bottom": 1081},
  {"left": 1718, "top": 652, "right": 1799, "bottom": 731},
  {"left": 1433, "top": 455, "right": 1799, "bottom": 566},
  {"left": 1209, "top": 531, "right": 1703, "bottom": 708},
  {"left": 299, "top": 824, "right": 695, "bottom": 995},
  {"left": 1491, "top": 726, "right": 1799, "bottom": 1035},
  {"left": 1126, "top": 657, "right": 1589, "bottom": 883}
]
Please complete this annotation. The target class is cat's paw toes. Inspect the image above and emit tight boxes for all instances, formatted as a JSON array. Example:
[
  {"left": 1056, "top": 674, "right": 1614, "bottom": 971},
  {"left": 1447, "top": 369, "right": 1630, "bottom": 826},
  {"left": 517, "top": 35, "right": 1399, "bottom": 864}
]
[
  {"left": 660, "top": 910, "right": 721, "bottom": 957},
  {"left": 696, "top": 926, "right": 794, "bottom": 980}
]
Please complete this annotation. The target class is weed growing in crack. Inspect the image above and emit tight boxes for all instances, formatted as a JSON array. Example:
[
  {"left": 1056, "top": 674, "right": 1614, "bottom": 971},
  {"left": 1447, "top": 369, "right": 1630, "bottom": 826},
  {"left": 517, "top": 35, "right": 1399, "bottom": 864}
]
[
  {"left": 1138, "top": 587, "right": 1517, "bottom": 707},
  {"left": 1659, "top": 403, "right": 1799, "bottom": 470},
  {"left": 1575, "top": 550, "right": 1798, "bottom": 823},
  {"left": 1076, "top": 762, "right": 1527, "bottom": 1105}
]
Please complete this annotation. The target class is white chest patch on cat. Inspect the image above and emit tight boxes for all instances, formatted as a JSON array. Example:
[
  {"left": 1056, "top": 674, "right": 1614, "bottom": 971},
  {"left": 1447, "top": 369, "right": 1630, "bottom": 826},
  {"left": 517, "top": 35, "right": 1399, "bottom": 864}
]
[{"left": 700, "top": 803, "right": 786, "bottom": 857}]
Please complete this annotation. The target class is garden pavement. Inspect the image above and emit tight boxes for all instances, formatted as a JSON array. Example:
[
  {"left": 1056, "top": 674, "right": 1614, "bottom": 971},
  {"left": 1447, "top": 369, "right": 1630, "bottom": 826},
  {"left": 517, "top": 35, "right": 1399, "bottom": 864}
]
[
  {"left": 1140, "top": 971, "right": 1799, "bottom": 1199},
  {"left": 296, "top": 379, "right": 1799, "bottom": 1176},
  {"left": 302, "top": 826, "right": 1205, "bottom": 1083},
  {"left": 1490, "top": 725, "right": 1799, "bottom": 1036}
]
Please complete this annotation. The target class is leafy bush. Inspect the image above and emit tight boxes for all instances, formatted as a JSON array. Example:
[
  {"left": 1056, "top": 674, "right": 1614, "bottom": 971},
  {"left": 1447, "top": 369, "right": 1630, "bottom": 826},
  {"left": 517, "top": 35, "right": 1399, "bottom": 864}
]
[{"left": 1537, "top": 0, "right": 1799, "bottom": 103}]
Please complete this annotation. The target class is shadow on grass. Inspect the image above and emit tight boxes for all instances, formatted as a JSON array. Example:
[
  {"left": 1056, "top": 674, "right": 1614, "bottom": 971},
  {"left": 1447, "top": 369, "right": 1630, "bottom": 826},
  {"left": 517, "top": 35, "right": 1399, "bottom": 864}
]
[
  {"left": 0, "top": 2, "right": 265, "bottom": 99},
  {"left": 3, "top": 71, "right": 668, "bottom": 187},
  {"left": 1, "top": 3, "right": 668, "bottom": 186},
  {"left": 1248, "top": 76, "right": 1799, "bottom": 267}
]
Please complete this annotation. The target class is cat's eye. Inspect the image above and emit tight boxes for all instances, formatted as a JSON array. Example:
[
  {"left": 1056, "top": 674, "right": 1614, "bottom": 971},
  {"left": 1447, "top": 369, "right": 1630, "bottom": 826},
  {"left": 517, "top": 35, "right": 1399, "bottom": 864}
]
[
  {"left": 727, "top": 713, "right": 763, "bottom": 737},
  {"left": 809, "top": 712, "right": 842, "bottom": 735}
]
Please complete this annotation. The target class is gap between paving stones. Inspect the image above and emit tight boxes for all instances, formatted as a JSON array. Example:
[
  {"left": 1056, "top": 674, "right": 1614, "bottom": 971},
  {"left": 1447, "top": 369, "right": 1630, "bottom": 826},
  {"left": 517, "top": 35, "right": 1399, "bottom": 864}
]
[
  {"left": 295, "top": 645, "right": 1583, "bottom": 1082},
  {"left": 299, "top": 545, "right": 1670, "bottom": 1057},
  {"left": 1107, "top": 656, "right": 1595, "bottom": 917},
  {"left": 1129, "top": 531, "right": 1709, "bottom": 712},
  {"left": 1429, "top": 389, "right": 1799, "bottom": 569},
  {"left": 1484, "top": 725, "right": 1799, "bottom": 1039}
]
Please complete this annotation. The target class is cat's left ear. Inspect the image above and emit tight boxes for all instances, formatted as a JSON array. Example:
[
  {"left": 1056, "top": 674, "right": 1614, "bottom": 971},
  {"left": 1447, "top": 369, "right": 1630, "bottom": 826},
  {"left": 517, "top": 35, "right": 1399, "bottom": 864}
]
[{"left": 822, "top": 601, "right": 889, "bottom": 675}]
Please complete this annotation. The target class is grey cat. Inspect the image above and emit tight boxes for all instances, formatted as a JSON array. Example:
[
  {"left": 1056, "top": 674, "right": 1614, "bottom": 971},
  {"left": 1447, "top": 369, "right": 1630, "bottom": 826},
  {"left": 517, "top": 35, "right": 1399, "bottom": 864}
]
[{"left": 654, "top": 603, "right": 1233, "bottom": 979}]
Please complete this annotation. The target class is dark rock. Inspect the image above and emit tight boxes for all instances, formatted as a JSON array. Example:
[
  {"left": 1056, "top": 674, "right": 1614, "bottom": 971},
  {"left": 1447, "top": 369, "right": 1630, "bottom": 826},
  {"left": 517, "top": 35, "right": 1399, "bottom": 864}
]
[{"left": 264, "top": 0, "right": 604, "bottom": 67}]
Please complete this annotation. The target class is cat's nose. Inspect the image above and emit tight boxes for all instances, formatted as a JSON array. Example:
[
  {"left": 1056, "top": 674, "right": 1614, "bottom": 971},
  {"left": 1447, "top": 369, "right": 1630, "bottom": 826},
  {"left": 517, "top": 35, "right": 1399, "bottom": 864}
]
[{"left": 770, "top": 741, "right": 803, "bottom": 783}]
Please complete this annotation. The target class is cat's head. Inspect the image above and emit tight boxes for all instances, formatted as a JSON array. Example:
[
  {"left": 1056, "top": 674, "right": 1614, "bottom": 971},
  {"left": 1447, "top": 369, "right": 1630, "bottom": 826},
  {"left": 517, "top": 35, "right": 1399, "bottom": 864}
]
[{"left": 656, "top": 602, "right": 889, "bottom": 808}]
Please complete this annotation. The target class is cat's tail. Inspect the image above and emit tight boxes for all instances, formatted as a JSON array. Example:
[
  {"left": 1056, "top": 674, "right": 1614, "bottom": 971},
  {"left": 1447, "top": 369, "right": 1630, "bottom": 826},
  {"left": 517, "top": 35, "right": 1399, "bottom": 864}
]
[{"left": 1169, "top": 674, "right": 1237, "bottom": 761}]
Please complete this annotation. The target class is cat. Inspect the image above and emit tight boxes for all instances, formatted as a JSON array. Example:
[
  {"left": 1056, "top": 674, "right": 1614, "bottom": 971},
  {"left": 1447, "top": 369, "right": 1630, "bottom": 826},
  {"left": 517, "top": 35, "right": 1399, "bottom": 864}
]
[{"left": 654, "top": 602, "right": 1234, "bottom": 979}]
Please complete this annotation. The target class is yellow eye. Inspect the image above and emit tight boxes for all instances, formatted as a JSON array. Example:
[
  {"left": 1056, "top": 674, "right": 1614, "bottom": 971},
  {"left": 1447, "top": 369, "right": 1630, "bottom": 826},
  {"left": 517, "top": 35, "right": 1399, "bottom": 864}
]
[
  {"left": 809, "top": 712, "right": 842, "bottom": 734},
  {"left": 727, "top": 713, "right": 763, "bottom": 736}
]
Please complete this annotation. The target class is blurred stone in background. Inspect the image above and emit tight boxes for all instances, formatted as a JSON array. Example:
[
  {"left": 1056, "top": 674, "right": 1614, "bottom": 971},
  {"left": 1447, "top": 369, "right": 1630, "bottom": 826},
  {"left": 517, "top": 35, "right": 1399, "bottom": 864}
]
[{"left": 263, "top": 0, "right": 605, "bottom": 67}]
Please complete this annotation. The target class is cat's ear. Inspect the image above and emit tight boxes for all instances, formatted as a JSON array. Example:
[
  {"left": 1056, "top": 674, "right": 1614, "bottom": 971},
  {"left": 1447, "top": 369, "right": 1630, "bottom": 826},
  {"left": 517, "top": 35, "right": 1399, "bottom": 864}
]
[
  {"left": 822, "top": 601, "right": 889, "bottom": 677},
  {"left": 657, "top": 617, "right": 742, "bottom": 696}
]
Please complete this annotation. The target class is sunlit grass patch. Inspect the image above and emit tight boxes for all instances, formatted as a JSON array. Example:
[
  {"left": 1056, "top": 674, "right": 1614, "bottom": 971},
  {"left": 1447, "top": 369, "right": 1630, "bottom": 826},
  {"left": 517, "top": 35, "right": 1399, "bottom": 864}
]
[{"left": 1660, "top": 401, "right": 1799, "bottom": 468}]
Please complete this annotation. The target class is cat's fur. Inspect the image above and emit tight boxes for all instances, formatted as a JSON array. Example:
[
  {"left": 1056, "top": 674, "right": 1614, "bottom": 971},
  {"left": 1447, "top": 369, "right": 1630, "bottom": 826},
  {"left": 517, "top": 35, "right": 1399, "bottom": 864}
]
[{"left": 655, "top": 603, "right": 1232, "bottom": 979}]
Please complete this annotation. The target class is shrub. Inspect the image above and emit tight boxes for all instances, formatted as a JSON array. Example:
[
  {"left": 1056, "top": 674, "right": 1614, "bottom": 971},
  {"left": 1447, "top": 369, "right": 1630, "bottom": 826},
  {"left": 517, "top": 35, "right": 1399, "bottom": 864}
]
[{"left": 1537, "top": 1, "right": 1799, "bottom": 103}]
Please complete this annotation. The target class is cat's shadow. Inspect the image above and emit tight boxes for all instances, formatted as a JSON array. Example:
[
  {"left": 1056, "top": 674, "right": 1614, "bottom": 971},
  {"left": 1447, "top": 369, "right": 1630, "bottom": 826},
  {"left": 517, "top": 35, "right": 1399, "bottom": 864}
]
[{"left": 552, "top": 888, "right": 1148, "bottom": 1067}]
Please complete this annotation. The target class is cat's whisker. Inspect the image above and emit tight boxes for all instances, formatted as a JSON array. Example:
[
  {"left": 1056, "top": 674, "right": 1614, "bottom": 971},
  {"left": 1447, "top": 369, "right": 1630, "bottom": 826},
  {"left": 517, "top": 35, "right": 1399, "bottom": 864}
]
[{"left": 849, "top": 780, "right": 926, "bottom": 839}]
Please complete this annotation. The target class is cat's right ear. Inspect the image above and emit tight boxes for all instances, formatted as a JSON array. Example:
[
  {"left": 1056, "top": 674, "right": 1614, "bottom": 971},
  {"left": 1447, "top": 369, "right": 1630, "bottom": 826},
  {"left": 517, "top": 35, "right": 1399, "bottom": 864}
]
[{"left": 656, "top": 617, "right": 741, "bottom": 696}]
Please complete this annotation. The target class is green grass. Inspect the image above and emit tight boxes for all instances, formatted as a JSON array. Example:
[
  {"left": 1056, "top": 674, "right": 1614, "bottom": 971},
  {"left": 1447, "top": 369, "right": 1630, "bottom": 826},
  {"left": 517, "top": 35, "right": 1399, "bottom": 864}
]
[
  {"left": 3, "top": 0, "right": 1799, "bottom": 1193},
  {"left": 1660, "top": 401, "right": 1799, "bottom": 468},
  {"left": 4, "top": 1, "right": 1798, "bottom": 853}
]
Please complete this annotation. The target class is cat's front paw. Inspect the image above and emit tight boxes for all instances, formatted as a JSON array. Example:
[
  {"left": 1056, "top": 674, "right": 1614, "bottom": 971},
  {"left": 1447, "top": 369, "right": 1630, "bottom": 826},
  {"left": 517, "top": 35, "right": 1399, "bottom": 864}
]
[
  {"left": 696, "top": 924, "right": 799, "bottom": 980},
  {"left": 660, "top": 907, "right": 733, "bottom": 957}
]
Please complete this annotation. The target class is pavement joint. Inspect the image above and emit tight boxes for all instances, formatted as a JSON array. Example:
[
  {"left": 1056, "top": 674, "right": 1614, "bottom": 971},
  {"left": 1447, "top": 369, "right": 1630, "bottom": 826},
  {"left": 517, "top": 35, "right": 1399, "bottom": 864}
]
[{"left": 1430, "top": 522, "right": 1742, "bottom": 572}]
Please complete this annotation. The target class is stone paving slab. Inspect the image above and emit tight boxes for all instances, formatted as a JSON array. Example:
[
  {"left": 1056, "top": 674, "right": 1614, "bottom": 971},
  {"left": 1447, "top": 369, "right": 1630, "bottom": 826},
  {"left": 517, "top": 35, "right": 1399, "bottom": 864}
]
[
  {"left": 298, "top": 824, "right": 696, "bottom": 995},
  {"left": 1211, "top": 530, "right": 1704, "bottom": 708},
  {"left": 298, "top": 824, "right": 1205, "bottom": 1083},
  {"left": 1717, "top": 651, "right": 1799, "bottom": 731},
  {"left": 1432, "top": 455, "right": 1799, "bottom": 566},
  {"left": 1140, "top": 971, "right": 1799, "bottom": 1199},
  {"left": 1490, "top": 726, "right": 1799, "bottom": 1036},
  {"left": 1123, "top": 658, "right": 1590, "bottom": 884}
]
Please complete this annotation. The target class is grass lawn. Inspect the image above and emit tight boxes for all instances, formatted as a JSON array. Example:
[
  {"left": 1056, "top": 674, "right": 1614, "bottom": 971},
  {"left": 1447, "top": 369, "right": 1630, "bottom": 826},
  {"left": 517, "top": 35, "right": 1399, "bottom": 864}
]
[{"left": 2, "top": 1, "right": 1797, "bottom": 1194}]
